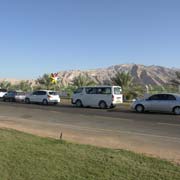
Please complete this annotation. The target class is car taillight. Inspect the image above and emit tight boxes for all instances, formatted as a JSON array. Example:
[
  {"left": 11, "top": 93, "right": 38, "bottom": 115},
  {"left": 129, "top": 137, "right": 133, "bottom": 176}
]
[
  {"left": 112, "top": 95, "right": 114, "bottom": 101},
  {"left": 48, "top": 95, "right": 52, "bottom": 99}
]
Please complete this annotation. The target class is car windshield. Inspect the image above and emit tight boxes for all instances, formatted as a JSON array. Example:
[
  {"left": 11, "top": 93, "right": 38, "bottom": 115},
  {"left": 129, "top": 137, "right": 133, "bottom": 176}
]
[{"left": 74, "top": 88, "right": 83, "bottom": 94}]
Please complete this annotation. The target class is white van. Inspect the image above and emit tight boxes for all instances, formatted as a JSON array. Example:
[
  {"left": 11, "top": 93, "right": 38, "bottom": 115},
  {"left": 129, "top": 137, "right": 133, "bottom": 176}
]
[{"left": 71, "top": 86, "right": 123, "bottom": 108}]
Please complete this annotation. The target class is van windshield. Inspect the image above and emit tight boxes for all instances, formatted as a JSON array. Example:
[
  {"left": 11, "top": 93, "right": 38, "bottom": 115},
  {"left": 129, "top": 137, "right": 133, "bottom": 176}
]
[
  {"left": 114, "top": 87, "right": 122, "bottom": 95},
  {"left": 74, "top": 88, "right": 83, "bottom": 94}
]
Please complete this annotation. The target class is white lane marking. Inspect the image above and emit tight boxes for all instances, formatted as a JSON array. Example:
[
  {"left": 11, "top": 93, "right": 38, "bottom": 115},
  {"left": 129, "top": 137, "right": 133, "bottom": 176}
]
[{"left": 157, "top": 122, "right": 180, "bottom": 127}]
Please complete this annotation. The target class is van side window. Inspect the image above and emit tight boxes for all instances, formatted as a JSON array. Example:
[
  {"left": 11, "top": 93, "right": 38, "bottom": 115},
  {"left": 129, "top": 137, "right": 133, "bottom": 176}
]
[
  {"left": 97, "top": 87, "right": 111, "bottom": 94},
  {"left": 74, "top": 88, "right": 83, "bottom": 94},
  {"left": 86, "top": 88, "right": 97, "bottom": 94}
]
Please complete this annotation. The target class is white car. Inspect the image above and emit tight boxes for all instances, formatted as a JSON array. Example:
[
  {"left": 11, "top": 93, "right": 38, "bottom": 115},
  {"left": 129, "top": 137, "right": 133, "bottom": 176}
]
[
  {"left": 3, "top": 90, "right": 26, "bottom": 102},
  {"left": 71, "top": 86, "right": 123, "bottom": 108},
  {"left": 131, "top": 93, "right": 180, "bottom": 115},
  {"left": 15, "top": 92, "right": 27, "bottom": 102},
  {"left": 25, "top": 90, "right": 60, "bottom": 105},
  {"left": 0, "top": 89, "right": 7, "bottom": 98}
]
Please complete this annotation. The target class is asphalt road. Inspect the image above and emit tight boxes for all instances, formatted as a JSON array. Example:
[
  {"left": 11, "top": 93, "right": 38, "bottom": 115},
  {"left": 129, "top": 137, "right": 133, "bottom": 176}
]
[{"left": 0, "top": 101, "right": 180, "bottom": 162}]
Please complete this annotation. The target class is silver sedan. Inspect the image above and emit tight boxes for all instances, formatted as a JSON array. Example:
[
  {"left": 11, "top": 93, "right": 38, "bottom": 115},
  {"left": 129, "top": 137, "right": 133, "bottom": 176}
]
[{"left": 131, "top": 93, "right": 180, "bottom": 115}]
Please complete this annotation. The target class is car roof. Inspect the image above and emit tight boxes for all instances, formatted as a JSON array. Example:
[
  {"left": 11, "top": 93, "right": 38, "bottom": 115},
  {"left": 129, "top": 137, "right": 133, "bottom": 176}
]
[
  {"left": 34, "top": 90, "right": 56, "bottom": 92},
  {"left": 80, "top": 86, "right": 121, "bottom": 88},
  {"left": 149, "top": 93, "right": 180, "bottom": 98}
]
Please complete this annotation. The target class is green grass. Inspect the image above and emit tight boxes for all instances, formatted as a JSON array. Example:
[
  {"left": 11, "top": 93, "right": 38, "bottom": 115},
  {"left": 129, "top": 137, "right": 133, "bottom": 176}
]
[{"left": 0, "top": 129, "right": 179, "bottom": 180}]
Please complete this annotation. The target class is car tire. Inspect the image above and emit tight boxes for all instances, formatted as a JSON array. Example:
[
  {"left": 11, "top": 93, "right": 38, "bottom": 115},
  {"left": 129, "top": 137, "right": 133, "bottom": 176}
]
[
  {"left": 99, "top": 101, "right": 107, "bottom": 109},
  {"left": 75, "top": 100, "right": 83, "bottom": 107},
  {"left": 25, "top": 98, "right": 30, "bottom": 104},
  {"left": 12, "top": 98, "right": 15, "bottom": 102},
  {"left": 135, "top": 104, "right": 144, "bottom": 113},
  {"left": 110, "top": 104, "right": 116, "bottom": 109},
  {"left": 173, "top": 106, "right": 180, "bottom": 115},
  {"left": 54, "top": 102, "right": 58, "bottom": 105},
  {"left": 42, "top": 99, "right": 48, "bottom": 105}
]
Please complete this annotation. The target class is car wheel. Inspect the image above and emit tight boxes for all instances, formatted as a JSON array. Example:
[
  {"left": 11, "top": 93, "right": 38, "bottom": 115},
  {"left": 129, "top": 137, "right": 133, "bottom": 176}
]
[
  {"left": 42, "top": 99, "right": 48, "bottom": 105},
  {"left": 110, "top": 104, "right": 116, "bottom": 109},
  {"left": 12, "top": 98, "right": 16, "bottom": 102},
  {"left": 25, "top": 98, "right": 30, "bottom": 104},
  {"left": 99, "top": 101, "right": 107, "bottom": 109},
  {"left": 54, "top": 102, "right": 58, "bottom": 105},
  {"left": 173, "top": 106, "right": 180, "bottom": 115},
  {"left": 75, "top": 100, "right": 83, "bottom": 107},
  {"left": 135, "top": 104, "right": 144, "bottom": 113}
]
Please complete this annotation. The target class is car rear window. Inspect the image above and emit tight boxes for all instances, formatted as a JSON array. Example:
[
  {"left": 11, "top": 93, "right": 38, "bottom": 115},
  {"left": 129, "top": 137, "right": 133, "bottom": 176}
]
[
  {"left": 0, "top": 89, "right": 7, "bottom": 92},
  {"left": 49, "top": 91, "right": 58, "bottom": 95},
  {"left": 17, "top": 92, "right": 26, "bottom": 95},
  {"left": 114, "top": 87, "right": 121, "bottom": 95}
]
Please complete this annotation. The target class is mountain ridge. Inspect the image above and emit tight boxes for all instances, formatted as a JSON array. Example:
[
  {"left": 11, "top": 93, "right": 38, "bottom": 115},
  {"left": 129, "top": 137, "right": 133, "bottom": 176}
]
[
  {"left": 58, "top": 64, "right": 178, "bottom": 86},
  {"left": 0, "top": 64, "right": 179, "bottom": 87}
]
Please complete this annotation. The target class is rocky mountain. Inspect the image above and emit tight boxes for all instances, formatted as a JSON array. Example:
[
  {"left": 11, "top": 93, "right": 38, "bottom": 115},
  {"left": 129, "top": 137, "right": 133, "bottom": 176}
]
[
  {"left": 58, "top": 64, "right": 179, "bottom": 86},
  {"left": 0, "top": 64, "right": 178, "bottom": 87}
]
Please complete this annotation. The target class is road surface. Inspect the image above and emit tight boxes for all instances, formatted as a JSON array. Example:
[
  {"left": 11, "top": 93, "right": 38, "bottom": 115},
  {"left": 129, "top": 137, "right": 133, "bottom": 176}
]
[{"left": 0, "top": 101, "right": 179, "bottom": 162}]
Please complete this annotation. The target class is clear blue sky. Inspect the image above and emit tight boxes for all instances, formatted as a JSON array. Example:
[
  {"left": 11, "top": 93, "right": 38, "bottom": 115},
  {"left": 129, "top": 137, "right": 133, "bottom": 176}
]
[{"left": 0, "top": 0, "right": 180, "bottom": 79}]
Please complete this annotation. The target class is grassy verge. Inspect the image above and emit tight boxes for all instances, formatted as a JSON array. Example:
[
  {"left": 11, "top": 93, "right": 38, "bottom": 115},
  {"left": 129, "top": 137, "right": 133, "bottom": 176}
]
[{"left": 0, "top": 129, "right": 179, "bottom": 180}]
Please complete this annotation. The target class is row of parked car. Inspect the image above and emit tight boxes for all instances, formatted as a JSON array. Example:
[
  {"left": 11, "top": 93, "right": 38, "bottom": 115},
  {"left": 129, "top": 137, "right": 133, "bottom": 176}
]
[
  {"left": 1, "top": 86, "right": 180, "bottom": 115},
  {"left": 0, "top": 86, "right": 123, "bottom": 107},
  {"left": 0, "top": 90, "right": 60, "bottom": 105}
]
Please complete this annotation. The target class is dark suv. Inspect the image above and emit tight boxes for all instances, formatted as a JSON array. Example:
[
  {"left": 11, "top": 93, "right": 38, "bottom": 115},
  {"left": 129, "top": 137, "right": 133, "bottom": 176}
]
[{"left": 3, "top": 91, "right": 20, "bottom": 102}]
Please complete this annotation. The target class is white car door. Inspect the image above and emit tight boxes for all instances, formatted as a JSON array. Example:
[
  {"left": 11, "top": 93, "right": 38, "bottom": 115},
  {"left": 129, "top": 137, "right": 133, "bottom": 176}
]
[
  {"left": 37, "top": 91, "right": 47, "bottom": 103},
  {"left": 148, "top": 94, "right": 170, "bottom": 112},
  {"left": 30, "top": 91, "right": 38, "bottom": 102},
  {"left": 146, "top": 94, "right": 162, "bottom": 111},
  {"left": 83, "top": 88, "right": 97, "bottom": 107},
  {"left": 162, "top": 94, "right": 177, "bottom": 112},
  {"left": 97, "top": 87, "right": 112, "bottom": 107}
]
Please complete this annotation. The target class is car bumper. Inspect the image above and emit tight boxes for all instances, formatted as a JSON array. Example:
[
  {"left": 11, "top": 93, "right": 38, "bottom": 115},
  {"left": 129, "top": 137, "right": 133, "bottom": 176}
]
[
  {"left": 71, "top": 98, "right": 75, "bottom": 104},
  {"left": 48, "top": 99, "right": 60, "bottom": 103},
  {"left": 112, "top": 101, "right": 123, "bottom": 105}
]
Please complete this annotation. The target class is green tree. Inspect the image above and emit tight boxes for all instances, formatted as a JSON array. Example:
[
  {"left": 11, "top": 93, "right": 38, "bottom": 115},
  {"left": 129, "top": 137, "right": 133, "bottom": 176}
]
[
  {"left": 111, "top": 72, "right": 144, "bottom": 100},
  {"left": 0, "top": 81, "right": 11, "bottom": 90},
  {"left": 16, "top": 81, "right": 33, "bottom": 92},
  {"left": 73, "top": 74, "right": 96, "bottom": 88},
  {"left": 36, "top": 74, "right": 53, "bottom": 90},
  {"left": 168, "top": 71, "right": 180, "bottom": 93},
  {"left": 148, "top": 85, "right": 178, "bottom": 94},
  {"left": 60, "top": 85, "right": 77, "bottom": 97}
]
